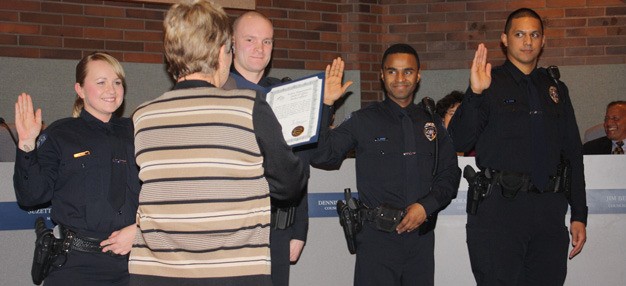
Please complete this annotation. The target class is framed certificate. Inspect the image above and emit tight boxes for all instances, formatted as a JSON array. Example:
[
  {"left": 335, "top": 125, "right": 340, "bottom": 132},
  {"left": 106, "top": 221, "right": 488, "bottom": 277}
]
[{"left": 265, "top": 72, "right": 324, "bottom": 147}]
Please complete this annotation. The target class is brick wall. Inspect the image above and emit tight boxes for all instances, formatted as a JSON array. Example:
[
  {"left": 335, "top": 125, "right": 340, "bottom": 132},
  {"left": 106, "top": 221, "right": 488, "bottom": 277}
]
[{"left": 1, "top": 0, "right": 624, "bottom": 105}]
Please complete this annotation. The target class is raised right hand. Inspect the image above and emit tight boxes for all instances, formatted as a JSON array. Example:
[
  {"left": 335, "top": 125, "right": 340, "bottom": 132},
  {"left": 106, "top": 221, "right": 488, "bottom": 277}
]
[
  {"left": 470, "top": 43, "right": 492, "bottom": 95},
  {"left": 14, "top": 93, "right": 42, "bottom": 152},
  {"left": 323, "top": 57, "right": 353, "bottom": 106}
]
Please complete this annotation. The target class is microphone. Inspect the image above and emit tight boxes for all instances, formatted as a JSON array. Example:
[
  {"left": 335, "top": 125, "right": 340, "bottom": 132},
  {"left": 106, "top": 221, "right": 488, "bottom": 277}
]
[
  {"left": 0, "top": 117, "right": 18, "bottom": 146},
  {"left": 547, "top": 66, "right": 560, "bottom": 81},
  {"left": 546, "top": 65, "right": 562, "bottom": 101},
  {"left": 421, "top": 96, "right": 436, "bottom": 116}
]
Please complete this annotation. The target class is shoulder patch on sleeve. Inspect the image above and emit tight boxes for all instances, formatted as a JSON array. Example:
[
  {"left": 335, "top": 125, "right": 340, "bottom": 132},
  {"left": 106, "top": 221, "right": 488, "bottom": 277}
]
[{"left": 36, "top": 133, "right": 48, "bottom": 149}]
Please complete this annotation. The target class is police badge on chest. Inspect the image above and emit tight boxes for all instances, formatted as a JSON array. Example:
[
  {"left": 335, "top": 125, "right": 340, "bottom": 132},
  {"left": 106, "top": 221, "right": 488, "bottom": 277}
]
[
  {"left": 423, "top": 122, "right": 437, "bottom": 141},
  {"left": 549, "top": 86, "right": 559, "bottom": 104}
]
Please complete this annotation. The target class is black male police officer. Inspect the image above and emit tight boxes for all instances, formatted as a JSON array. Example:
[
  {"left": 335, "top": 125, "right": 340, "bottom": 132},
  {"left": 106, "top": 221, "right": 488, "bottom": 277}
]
[
  {"left": 312, "top": 44, "right": 460, "bottom": 286},
  {"left": 448, "top": 8, "right": 587, "bottom": 286}
]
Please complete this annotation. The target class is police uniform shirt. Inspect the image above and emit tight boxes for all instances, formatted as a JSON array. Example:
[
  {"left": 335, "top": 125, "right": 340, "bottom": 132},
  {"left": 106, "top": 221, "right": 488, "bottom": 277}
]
[
  {"left": 312, "top": 98, "right": 460, "bottom": 216},
  {"left": 228, "top": 68, "right": 311, "bottom": 242},
  {"left": 448, "top": 60, "right": 588, "bottom": 224},
  {"left": 13, "top": 109, "right": 140, "bottom": 239}
]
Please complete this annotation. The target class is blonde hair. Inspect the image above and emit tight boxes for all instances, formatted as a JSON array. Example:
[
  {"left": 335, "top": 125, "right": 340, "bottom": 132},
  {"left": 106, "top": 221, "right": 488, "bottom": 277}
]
[
  {"left": 72, "top": 52, "right": 126, "bottom": 117},
  {"left": 163, "top": 0, "right": 232, "bottom": 80}
]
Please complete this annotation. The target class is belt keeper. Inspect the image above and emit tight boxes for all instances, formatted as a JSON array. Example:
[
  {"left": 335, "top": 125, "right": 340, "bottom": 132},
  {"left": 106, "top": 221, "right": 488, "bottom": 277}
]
[{"left": 271, "top": 207, "right": 296, "bottom": 230}]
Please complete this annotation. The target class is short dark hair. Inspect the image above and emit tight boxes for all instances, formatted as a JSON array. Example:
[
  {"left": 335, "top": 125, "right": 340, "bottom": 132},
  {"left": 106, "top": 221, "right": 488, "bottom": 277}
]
[
  {"left": 381, "top": 43, "right": 420, "bottom": 70},
  {"left": 436, "top": 90, "right": 464, "bottom": 118},
  {"left": 504, "top": 8, "right": 544, "bottom": 34}
]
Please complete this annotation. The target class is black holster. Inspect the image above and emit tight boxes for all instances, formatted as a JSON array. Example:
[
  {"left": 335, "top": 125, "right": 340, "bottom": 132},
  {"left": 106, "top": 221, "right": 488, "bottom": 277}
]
[
  {"left": 463, "top": 165, "right": 494, "bottom": 215},
  {"left": 553, "top": 157, "right": 571, "bottom": 196},
  {"left": 31, "top": 218, "right": 70, "bottom": 285},
  {"left": 336, "top": 188, "right": 362, "bottom": 254},
  {"left": 361, "top": 204, "right": 406, "bottom": 233},
  {"left": 497, "top": 170, "right": 530, "bottom": 198}
]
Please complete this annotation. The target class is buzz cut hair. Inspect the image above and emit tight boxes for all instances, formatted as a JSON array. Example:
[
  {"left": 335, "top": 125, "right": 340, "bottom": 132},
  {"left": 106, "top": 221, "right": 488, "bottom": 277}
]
[{"left": 504, "top": 8, "right": 544, "bottom": 34}]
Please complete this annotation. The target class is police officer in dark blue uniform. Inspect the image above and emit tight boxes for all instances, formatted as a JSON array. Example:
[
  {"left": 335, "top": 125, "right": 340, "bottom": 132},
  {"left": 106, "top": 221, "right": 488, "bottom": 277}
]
[
  {"left": 312, "top": 44, "right": 461, "bottom": 286},
  {"left": 13, "top": 52, "right": 140, "bottom": 286},
  {"left": 226, "top": 68, "right": 312, "bottom": 286},
  {"left": 448, "top": 8, "right": 587, "bottom": 286},
  {"left": 223, "top": 11, "right": 312, "bottom": 286}
]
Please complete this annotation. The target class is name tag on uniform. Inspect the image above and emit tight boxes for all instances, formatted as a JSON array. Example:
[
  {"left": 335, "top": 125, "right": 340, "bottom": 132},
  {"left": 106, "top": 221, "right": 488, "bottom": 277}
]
[{"left": 73, "top": 151, "right": 90, "bottom": 158}]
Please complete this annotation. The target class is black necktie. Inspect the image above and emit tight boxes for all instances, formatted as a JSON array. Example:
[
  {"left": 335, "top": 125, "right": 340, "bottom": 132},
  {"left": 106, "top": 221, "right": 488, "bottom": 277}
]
[
  {"left": 524, "top": 75, "right": 550, "bottom": 191},
  {"left": 108, "top": 126, "right": 128, "bottom": 211},
  {"left": 614, "top": 141, "right": 624, "bottom": 154},
  {"left": 401, "top": 109, "right": 419, "bottom": 199},
  {"left": 401, "top": 109, "right": 416, "bottom": 156}
]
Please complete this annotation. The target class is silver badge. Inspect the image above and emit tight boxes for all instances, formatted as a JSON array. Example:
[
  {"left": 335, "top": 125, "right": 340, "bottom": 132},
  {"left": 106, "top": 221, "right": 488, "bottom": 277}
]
[
  {"left": 424, "top": 122, "right": 437, "bottom": 142},
  {"left": 549, "top": 86, "right": 559, "bottom": 104}
]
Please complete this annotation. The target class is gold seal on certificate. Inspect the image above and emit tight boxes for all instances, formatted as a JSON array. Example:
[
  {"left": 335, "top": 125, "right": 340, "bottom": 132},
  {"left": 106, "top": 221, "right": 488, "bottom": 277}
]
[
  {"left": 265, "top": 72, "right": 325, "bottom": 147},
  {"left": 292, "top": 126, "right": 305, "bottom": 137}
]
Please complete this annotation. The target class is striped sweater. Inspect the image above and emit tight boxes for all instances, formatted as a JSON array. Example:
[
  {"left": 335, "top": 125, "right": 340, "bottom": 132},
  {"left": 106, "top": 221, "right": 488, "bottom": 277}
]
[{"left": 129, "top": 84, "right": 274, "bottom": 285}]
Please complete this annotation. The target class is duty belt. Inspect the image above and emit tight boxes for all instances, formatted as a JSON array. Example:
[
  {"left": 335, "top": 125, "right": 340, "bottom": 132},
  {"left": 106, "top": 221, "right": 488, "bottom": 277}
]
[
  {"left": 486, "top": 169, "right": 564, "bottom": 194},
  {"left": 271, "top": 206, "right": 296, "bottom": 230},
  {"left": 359, "top": 204, "right": 405, "bottom": 233},
  {"left": 63, "top": 229, "right": 125, "bottom": 257}
]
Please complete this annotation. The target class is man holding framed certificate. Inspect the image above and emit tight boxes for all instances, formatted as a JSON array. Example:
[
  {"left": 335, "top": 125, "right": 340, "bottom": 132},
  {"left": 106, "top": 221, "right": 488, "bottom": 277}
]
[{"left": 223, "top": 11, "right": 352, "bottom": 286}]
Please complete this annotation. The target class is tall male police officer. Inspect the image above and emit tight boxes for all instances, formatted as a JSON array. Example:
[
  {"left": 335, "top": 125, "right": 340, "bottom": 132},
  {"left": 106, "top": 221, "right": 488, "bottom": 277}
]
[
  {"left": 448, "top": 8, "right": 587, "bottom": 286},
  {"left": 223, "top": 11, "right": 351, "bottom": 286},
  {"left": 222, "top": 12, "right": 307, "bottom": 286},
  {"left": 312, "top": 44, "right": 461, "bottom": 286}
]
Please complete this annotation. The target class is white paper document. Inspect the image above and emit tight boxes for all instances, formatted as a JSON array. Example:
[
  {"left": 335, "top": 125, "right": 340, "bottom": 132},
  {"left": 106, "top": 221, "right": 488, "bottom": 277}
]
[{"left": 265, "top": 72, "right": 324, "bottom": 147}]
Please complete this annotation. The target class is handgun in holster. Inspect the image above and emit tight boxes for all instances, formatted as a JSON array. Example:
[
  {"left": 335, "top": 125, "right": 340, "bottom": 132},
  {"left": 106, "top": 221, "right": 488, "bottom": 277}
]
[
  {"left": 336, "top": 188, "right": 362, "bottom": 254},
  {"left": 32, "top": 217, "right": 58, "bottom": 285},
  {"left": 463, "top": 165, "right": 494, "bottom": 215},
  {"left": 31, "top": 218, "right": 70, "bottom": 285}
]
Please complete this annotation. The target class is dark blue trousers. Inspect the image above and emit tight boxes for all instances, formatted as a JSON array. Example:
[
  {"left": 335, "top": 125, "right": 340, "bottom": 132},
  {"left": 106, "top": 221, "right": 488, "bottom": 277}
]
[
  {"left": 467, "top": 188, "right": 570, "bottom": 286},
  {"left": 44, "top": 250, "right": 129, "bottom": 286},
  {"left": 271, "top": 227, "right": 293, "bottom": 286},
  {"left": 354, "top": 223, "right": 434, "bottom": 286}
]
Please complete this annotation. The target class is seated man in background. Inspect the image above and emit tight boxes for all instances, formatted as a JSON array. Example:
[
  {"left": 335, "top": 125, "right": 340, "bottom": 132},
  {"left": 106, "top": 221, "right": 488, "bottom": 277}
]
[{"left": 583, "top": 101, "right": 626, "bottom": 154}]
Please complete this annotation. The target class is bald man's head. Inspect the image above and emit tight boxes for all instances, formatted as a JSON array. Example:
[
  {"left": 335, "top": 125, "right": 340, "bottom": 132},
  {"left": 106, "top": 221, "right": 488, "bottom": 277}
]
[{"left": 232, "top": 11, "right": 274, "bottom": 83}]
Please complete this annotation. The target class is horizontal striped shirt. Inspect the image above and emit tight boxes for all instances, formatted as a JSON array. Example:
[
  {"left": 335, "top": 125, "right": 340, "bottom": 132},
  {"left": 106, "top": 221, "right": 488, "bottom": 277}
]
[{"left": 130, "top": 85, "right": 272, "bottom": 285}]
